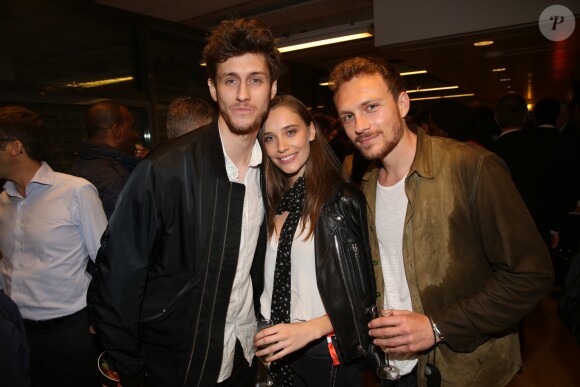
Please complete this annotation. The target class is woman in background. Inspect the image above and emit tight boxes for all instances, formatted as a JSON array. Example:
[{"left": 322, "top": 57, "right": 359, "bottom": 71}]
[{"left": 254, "top": 95, "right": 376, "bottom": 387}]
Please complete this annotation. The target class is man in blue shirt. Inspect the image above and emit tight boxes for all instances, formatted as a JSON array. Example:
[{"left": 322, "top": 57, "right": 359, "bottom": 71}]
[{"left": 0, "top": 106, "right": 107, "bottom": 386}]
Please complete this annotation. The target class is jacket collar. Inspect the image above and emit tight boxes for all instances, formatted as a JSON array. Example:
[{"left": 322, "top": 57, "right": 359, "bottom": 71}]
[
  {"left": 197, "top": 119, "right": 229, "bottom": 179},
  {"left": 408, "top": 128, "right": 434, "bottom": 180},
  {"left": 79, "top": 142, "right": 141, "bottom": 171}
]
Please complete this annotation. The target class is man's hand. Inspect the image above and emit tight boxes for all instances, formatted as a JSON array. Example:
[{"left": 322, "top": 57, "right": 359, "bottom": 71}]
[{"left": 368, "top": 310, "right": 436, "bottom": 353}]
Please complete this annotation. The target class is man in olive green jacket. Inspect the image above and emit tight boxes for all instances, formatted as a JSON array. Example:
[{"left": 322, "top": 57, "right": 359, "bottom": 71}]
[{"left": 329, "top": 57, "right": 554, "bottom": 387}]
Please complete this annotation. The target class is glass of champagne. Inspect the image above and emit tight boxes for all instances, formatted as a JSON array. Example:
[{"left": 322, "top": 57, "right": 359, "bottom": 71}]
[
  {"left": 255, "top": 318, "right": 275, "bottom": 387},
  {"left": 374, "top": 307, "right": 401, "bottom": 381}
]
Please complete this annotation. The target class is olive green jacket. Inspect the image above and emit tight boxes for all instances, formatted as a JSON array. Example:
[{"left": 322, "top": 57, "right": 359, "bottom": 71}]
[{"left": 361, "top": 129, "right": 553, "bottom": 387}]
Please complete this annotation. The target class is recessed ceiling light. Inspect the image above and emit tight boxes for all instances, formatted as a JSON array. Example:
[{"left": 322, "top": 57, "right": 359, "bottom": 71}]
[
  {"left": 400, "top": 70, "right": 427, "bottom": 76},
  {"left": 406, "top": 86, "right": 459, "bottom": 94},
  {"left": 492, "top": 67, "right": 506, "bottom": 72},
  {"left": 474, "top": 40, "right": 494, "bottom": 46}
]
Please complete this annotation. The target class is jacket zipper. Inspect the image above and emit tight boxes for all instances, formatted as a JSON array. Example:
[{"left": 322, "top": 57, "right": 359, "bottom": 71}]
[{"left": 349, "top": 243, "right": 366, "bottom": 296}]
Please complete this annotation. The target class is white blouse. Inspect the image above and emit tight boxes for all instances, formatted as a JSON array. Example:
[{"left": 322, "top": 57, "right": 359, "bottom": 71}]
[{"left": 260, "top": 221, "right": 326, "bottom": 322}]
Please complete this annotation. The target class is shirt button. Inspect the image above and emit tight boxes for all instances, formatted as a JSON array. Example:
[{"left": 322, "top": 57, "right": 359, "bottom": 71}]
[
  {"left": 375, "top": 291, "right": 381, "bottom": 298},
  {"left": 372, "top": 259, "right": 379, "bottom": 266}
]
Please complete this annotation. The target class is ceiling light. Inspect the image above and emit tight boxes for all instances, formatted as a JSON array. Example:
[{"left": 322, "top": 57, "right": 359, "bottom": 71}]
[
  {"left": 400, "top": 70, "right": 427, "bottom": 76},
  {"left": 320, "top": 69, "right": 428, "bottom": 86},
  {"left": 492, "top": 67, "right": 506, "bottom": 72},
  {"left": 474, "top": 40, "right": 494, "bottom": 46},
  {"left": 277, "top": 21, "right": 373, "bottom": 53},
  {"left": 409, "top": 93, "right": 475, "bottom": 101},
  {"left": 64, "top": 76, "right": 133, "bottom": 88},
  {"left": 406, "top": 86, "right": 459, "bottom": 94},
  {"left": 500, "top": 78, "right": 511, "bottom": 82}
]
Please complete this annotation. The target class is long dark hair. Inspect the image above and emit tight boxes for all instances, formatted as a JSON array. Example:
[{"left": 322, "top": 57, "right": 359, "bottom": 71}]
[{"left": 260, "top": 95, "right": 346, "bottom": 239}]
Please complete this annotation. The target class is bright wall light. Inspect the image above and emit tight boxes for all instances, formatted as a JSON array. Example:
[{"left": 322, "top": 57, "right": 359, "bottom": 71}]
[
  {"left": 278, "top": 21, "right": 373, "bottom": 53},
  {"left": 64, "top": 76, "right": 134, "bottom": 88}
]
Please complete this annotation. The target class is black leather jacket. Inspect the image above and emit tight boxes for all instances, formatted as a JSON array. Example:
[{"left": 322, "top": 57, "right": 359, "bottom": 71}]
[
  {"left": 314, "top": 182, "right": 377, "bottom": 363},
  {"left": 88, "top": 121, "right": 266, "bottom": 387}
]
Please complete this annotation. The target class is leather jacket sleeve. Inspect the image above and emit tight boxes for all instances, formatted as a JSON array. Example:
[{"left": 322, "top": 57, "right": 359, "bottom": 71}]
[{"left": 315, "top": 183, "right": 377, "bottom": 363}]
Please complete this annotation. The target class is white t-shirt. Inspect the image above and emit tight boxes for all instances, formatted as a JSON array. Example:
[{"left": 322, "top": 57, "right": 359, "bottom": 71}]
[{"left": 376, "top": 176, "right": 418, "bottom": 375}]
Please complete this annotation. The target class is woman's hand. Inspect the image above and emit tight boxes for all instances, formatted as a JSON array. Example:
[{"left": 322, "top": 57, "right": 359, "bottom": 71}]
[{"left": 254, "top": 315, "right": 332, "bottom": 362}]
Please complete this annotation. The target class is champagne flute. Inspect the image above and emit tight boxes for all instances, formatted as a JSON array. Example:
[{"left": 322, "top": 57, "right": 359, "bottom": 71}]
[
  {"left": 255, "top": 318, "right": 275, "bottom": 386},
  {"left": 374, "top": 307, "right": 401, "bottom": 381}
]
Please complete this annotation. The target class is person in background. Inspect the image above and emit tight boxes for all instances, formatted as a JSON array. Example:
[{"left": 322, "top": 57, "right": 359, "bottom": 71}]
[
  {"left": 88, "top": 17, "right": 280, "bottom": 387},
  {"left": 167, "top": 96, "right": 216, "bottom": 139},
  {"left": 69, "top": 100, "right": 141, "bottom": 219},
  {"left": 0, "top": 289, "right": 30, "bottom": 387},
  {"left": 493, "top": 94, "right": 566, "bottom": 250},
  {"left": 254, "top": 95, "right": 376, "bottom": 386},
  {"left": 0, "top": 106, "right": 107, "bottom": 386},
  {"left": 329, "top": 57, "right": 553, "bottom": 387}
]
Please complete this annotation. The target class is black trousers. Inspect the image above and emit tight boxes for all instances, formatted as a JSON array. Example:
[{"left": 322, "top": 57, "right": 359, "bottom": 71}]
[
  {"left": 25, "top": 308, "right": 98, "bottom": 387},
  {"left": 216, "top": 339, "right": 256, "bottom": 387},
  {"left": 293, "top": 337, "right": 363, "bottom": 387}
]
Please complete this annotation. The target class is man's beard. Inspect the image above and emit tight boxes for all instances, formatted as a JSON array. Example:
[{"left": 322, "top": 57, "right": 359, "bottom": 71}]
[
  {"left": 221, "top": 106, "right": 268, "bottom": 136},
  {"left": 357, "top": 120, "right": 404, "bottom": 160}
]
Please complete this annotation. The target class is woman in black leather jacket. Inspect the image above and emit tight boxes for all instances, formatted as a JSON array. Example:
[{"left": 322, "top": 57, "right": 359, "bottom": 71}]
[{"left": 254, "top": 95, "right": 376, "bottom": 387}]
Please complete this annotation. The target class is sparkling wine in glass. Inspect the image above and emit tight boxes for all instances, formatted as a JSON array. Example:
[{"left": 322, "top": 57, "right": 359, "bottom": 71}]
[
  {"left": 255, "top": 318, "right": 275, "bottom": 386},
  {"left": 374, "top": 308, "right": 401, "bottom": 381}
]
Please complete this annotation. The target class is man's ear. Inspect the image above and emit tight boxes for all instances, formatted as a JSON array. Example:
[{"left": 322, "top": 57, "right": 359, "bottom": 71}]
[
  {"left": 208, "top": 78, "right": 218, "bottom": 102},
  {"left": 111, "top": 123, "right": 121, "bottom": 139},
  {"left": 270, "top": 80, "right": 278, "bottom": 100},
  {"left": 398, "top": 92, "right": 410, "bottom": 118},
  {"left": 6, "top": 140, "right": 24, "bottom": 157}
]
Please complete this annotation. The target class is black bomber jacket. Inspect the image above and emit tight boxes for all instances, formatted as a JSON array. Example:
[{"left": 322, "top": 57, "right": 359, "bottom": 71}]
[{"left": 88, "top": 120, "right": 267, "bottom": 387}]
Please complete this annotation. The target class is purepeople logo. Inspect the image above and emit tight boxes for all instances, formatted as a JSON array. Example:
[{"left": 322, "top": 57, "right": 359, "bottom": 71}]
[{"left": 538, "top": 5, "right": 575, "bottom": 41}]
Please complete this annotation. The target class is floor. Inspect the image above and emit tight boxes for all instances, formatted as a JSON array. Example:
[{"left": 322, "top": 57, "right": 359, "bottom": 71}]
[
  {"left": 362, "top": 289, "right": 580, "bottom": 387},
  {"left": 506, "top": 290, "right": 580, "bottom": 387}
]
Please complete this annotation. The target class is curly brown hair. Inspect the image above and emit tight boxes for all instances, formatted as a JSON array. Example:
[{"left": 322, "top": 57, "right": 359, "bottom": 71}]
[{"left": 202, "top": 18, "right": 281, "bottom": 84}]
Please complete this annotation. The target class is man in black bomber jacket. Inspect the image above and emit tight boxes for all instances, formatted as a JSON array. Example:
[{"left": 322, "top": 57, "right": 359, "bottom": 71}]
[{"left": 88, "top": 18, "right": 280, "bottom": 387}]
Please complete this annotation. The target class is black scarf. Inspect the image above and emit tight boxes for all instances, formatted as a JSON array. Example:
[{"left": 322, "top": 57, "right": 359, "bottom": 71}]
[{"left": 270, "top": 175, "right": 306, "bottom": 387}]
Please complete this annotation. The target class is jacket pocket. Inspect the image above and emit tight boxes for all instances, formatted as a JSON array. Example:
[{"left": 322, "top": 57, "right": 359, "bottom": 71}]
[{"left": 140, "top": 276, "right": 198, "bottom": 324}]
